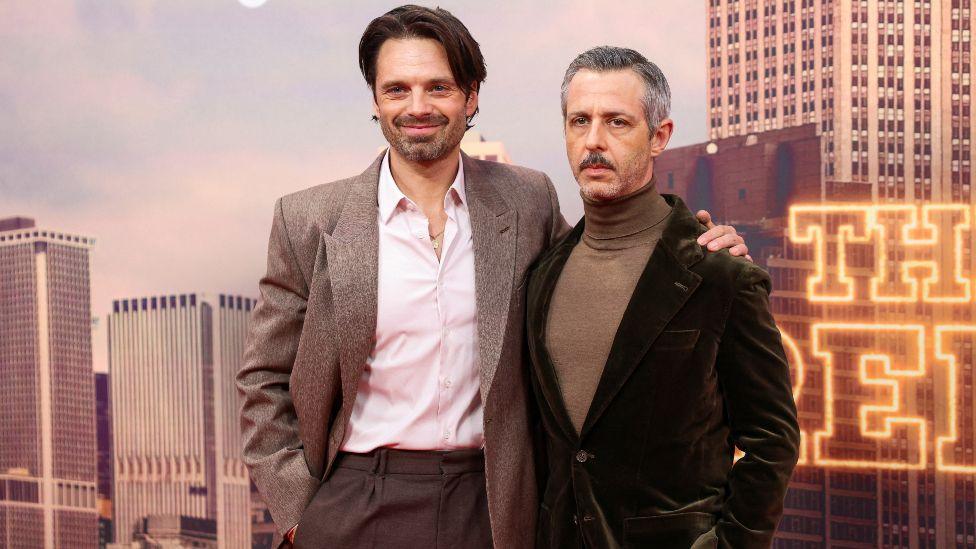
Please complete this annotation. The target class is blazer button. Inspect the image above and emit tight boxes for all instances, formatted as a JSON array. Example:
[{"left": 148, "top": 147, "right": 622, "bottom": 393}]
[{"left": 575, "top": 450, "right": 588, "bottom": 463}]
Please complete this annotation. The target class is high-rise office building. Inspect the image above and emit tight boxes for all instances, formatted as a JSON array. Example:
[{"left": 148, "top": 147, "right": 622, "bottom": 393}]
[
  {"left": 762, "top": 205, "right": 976, "bottom": 548},
  {"left": 0, "top": 217, "right": 99, "bottom": 548},
  {"left": 96, "top": 372, "right": 114, "bottom": 547},
  {"left": 707, "top": 0, "right": 972, "bottom": 202},
  {"left": 132, "top": 515, "right": 217, "bottom": 548},
  {"left": 213, "top": 295, "right": 253, "bottom": 549},
  {"left": 109, "top": 293, "right": 253, "bottom": 548},
  {"left": 662, "top": 131, "right": 976, "bottom": 546},
  {"left": 703, "top": 3, "right": 976, "bottom": 546}
]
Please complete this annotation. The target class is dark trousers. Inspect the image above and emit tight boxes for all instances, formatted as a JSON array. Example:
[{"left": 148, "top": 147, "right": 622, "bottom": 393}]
[{"left": 293, "top": 448, "right": 493, "bottom": 549}]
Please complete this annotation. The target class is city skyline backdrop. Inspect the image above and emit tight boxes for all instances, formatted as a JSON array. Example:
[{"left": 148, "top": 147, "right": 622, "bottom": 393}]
[
  {"left": 0, "top": 0, "right": 715, "bottom": 374},
  {"left": 3, "top": 1, "right": 976, "bottom": 547}
]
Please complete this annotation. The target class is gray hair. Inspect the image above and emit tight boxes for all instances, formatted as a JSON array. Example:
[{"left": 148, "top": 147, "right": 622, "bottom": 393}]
[{"left": 560, "top": 46, "right": 671, "bottom": 131}]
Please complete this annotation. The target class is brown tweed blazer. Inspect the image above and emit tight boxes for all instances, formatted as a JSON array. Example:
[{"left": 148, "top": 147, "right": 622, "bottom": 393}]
[{"left": 238, "top": 151, "right": 569, "bottom": 548}]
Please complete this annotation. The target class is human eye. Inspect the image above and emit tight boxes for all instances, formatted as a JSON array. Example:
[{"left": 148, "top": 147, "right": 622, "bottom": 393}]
[
  {"left": 385, "top": 85, "right": 407, "bottom": 97},
  {"left": 608, "top": 118, "right": 629, "bottom": 128},
  {"left": 571, "top": 116, "right": 589, "bottom": 126},
  {"left": 430, "top": 83, "right": 453, "bottom": 96}
]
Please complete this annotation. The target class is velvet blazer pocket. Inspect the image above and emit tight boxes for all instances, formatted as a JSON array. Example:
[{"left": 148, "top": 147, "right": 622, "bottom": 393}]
[
  {"left": 623, "top": 511, "right": 716, "bottom": 548},
  {"left": 653, "top": 329, "right": 701, "bottom": 351}
]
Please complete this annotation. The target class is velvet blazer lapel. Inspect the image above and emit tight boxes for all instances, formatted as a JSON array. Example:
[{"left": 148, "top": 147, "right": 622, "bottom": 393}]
[
  {"left": 527, "top": 194, "right": 708, "bottom": 440},
  {"left": 526, "top": 221, "right": 585, "bottom": 443},
  {"left": 579, "top": 195, "right": 706, "bottom": 437}
]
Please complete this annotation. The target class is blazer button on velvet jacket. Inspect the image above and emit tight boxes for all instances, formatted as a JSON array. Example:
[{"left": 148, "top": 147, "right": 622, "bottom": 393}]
[{"left": 526, "top": 195, "right": 801, "bottom": 549}]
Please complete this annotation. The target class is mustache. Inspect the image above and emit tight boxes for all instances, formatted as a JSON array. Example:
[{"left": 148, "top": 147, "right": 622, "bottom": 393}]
[
  {"left": 579, "top": 152, "right": 615, "bottom": 171},
  {"left": 394, "top": 113, "right": 449, "bottom": 127}
]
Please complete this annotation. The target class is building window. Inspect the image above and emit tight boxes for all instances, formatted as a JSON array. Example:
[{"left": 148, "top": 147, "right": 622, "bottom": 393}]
[{"left": 738, "top": 188, "right": 747, "bottom": 200}]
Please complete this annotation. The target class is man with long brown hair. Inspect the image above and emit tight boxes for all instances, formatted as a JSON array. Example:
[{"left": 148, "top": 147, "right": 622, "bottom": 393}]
[{"left": 238, "top": 6, "right": 748, "bottom": 548}]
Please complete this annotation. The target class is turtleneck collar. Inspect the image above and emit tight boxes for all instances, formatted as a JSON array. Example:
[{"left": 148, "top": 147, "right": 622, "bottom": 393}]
[{"left": 581, "top": 175, "right": 672, "bottom": 250}]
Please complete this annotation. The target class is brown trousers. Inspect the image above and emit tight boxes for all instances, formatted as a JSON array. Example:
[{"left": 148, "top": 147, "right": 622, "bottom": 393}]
[{"left": 293, "top": 448, "right": 493, "bottom": 549}]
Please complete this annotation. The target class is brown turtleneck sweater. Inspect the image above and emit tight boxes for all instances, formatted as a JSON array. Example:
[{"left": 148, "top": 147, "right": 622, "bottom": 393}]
[{"left": 546, "top": 179, "right": 672, "bottom": 432}]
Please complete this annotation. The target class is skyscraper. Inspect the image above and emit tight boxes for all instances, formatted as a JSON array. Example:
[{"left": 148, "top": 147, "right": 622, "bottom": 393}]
[
  {"left": 109, "top": 293, "right": 253, "bottom": 548},
  {"left": 761, "top": 202, "right": 976, "bottom": 548},
  {"left": 0, "top": 217, "right": 99, "bottom": 548},
  {"left": 659, "top": 131, "right": 976, "bottom": 547},
  {"left": 707, "top": 0, "right": 972, "bottom": 201},
  {"left": 703, "top": 4, "right": 976, "bottom": 546},
  {"left": 96, "top": 372, "right": 114, "bottom": 546}
]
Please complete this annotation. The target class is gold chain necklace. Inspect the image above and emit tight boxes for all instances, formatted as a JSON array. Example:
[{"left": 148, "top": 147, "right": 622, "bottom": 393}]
[{"left": 430, "top": 229, "right": 446, "bottom": 250}]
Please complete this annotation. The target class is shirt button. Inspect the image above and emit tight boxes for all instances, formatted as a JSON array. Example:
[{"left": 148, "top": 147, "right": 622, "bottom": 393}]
[
  {"left": 443, "top": 379, "right": 452, "bottom": 388},
  {"left": 583, "top": 515, "right": 594, "bottom": 522},
  {"left": 576, "top": 450, "right": 589, "bottom": 463},
  {"left": 443, "top": 430, "right": 451, "bottom": 440}
]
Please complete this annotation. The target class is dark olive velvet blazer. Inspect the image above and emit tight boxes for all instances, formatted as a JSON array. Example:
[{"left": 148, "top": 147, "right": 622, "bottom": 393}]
[{"left": 526, "top": 195, "right": 800, "bottom": 549}]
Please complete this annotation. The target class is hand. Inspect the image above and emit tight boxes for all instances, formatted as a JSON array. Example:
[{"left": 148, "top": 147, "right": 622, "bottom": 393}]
[{"left": 695, "top": 210, "right": 752, "bottom": 262}]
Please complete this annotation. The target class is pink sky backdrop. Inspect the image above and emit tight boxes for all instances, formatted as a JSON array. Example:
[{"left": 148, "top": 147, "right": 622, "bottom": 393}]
[{"left": 0, "top": 1, "right": 707, "bottom": 372}]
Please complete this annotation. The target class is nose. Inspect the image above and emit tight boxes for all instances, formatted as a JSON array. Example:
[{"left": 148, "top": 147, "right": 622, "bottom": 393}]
[
  {"left": 406, "top": 87, "right": 434, "bottom": 119},
  {"left": 584, "top": 122, "right": 606, "bottom": 152}
]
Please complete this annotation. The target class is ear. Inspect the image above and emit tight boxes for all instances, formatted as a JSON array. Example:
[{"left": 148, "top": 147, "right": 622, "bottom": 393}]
[
  {"left": 372, "top": 95, "right": 381, "bottom": 120},
  {"left": 465, "top": 87, "right": 479, "bottom": 118},
  {"left": 649, "top": 118, "right": 674, "bottom": 157}
]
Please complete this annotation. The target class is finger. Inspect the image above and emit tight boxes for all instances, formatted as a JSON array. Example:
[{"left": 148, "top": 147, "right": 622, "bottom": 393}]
[
  {"left": 745, "top": 254, "right": 754, "bottom": 263},
  {"left": 696, "top": 225, "right": 726, "bottom": 245},
  {"left": 729, "top": 243, "right": 750, "bottom": 257},
  {"left": 697, "top": 224, "right": 738, "bottom": 245},
  {"left": 695, "top": 210, "right": 714, "bottom": 228},
  {"left": 705, "top": 233, "right": 743, "bottom": 251}
]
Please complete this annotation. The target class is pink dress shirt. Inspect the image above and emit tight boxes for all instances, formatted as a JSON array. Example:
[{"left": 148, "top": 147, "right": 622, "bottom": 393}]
[{"left": 340, "top": 152, "right": 484, "bottom": 452}]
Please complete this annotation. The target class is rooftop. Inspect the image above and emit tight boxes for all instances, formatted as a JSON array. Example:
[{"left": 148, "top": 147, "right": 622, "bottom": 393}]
[{"left": 0, "top": 216, "right": 36, "bottom": 232}]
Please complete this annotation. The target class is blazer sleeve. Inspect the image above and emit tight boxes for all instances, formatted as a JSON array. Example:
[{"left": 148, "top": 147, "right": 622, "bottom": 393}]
[
  {"left": 237, "top": 198, "right": 320, "bottom": 537},
  {"left": 713, "top": 263, "right": 801, "bottom": 548}
]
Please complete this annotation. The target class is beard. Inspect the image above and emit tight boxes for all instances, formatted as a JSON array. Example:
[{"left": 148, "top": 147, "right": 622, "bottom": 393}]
[
  {"left": 380, "top": 109, "right": 467, "bottom": 162},
  {"left": 573, "top": 148, "right": 652, "bottom": 202},
  {"left": 579, "top": 179, "right": 629, "bottom": 202}
]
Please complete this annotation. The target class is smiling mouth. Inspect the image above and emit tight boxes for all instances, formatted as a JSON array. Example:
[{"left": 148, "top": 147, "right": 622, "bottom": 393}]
[{"left": 400, "top": 124, "right": 442, "bottom": 134}]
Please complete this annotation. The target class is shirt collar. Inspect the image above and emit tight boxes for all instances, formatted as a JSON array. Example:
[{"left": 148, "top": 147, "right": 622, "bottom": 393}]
[{"left": 377, "top": 150, "right": 467, "bottom": 224}]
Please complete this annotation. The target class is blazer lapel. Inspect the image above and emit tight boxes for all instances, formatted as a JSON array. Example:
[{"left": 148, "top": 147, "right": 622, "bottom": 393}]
[
  {"left": 463, "top": 153, "right": 517, "bottom": 400},
  {"left": 526, "top": 222, "right": 585, "bottom": 444},
  {"left": 323, "top": 153, "right": 382, "bottom": 409},
  {"left": 579, "top": 195, "right": 705, "bottom": 438}
]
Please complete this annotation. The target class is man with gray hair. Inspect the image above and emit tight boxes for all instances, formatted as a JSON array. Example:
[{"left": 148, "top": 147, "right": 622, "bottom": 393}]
[{"left": 525, "top": 46, "right": 800, "bottom": 548}]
